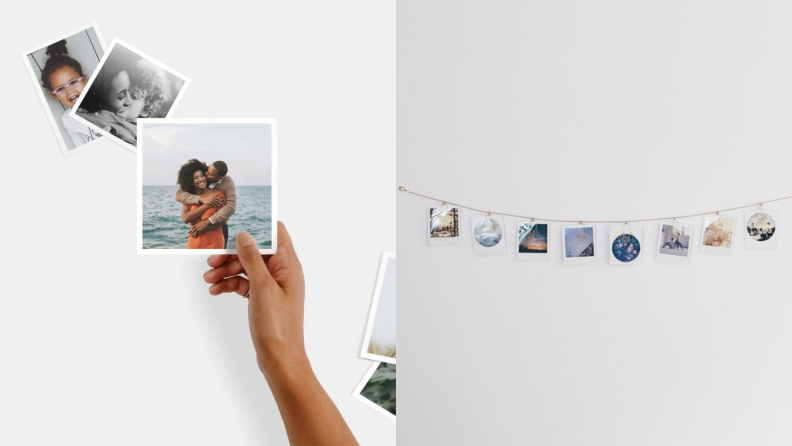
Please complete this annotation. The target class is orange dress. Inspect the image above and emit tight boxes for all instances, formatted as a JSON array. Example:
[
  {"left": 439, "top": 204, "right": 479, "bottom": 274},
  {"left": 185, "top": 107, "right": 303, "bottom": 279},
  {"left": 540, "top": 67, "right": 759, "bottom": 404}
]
[{"left": 186, "top": 191, "right": 226, "bottom": 249}]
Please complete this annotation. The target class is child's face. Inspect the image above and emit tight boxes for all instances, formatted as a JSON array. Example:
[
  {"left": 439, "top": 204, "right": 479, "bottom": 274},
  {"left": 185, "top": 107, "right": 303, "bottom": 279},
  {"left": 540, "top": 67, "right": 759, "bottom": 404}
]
[
  {"left": 103, "top": 71, "right": 132, "bottom": 119},
  {"left": 49, "top": 66, "right": 86, "bottom": 109},
  {"left": 126, "top": 87, "right": 147, "bottom": 121}
]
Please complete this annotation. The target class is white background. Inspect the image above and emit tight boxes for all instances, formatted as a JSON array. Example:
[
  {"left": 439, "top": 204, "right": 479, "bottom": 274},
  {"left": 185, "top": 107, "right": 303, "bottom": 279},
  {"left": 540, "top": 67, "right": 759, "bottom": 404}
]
[
  {"left": 2, "top": 2, "right": 394, "bottom": 445},
  {"left": 398, "top": 1, "right": 792, "bottom": 445}
]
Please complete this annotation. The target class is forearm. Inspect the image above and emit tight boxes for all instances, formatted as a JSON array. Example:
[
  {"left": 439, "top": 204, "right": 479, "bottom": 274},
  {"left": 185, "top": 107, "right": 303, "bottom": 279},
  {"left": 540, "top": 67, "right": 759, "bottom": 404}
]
[
  {"left": 264, "top": 355, "right": 358, "bottom": 446},
  {"left": 176, "top": 189, "right": 202, "bottom": 206},
  {"left": 183, "top": 205, "right": 210, "bottom": 223},
  {"left": 201, "top": 221, "right": 225, "bottom": 233}
]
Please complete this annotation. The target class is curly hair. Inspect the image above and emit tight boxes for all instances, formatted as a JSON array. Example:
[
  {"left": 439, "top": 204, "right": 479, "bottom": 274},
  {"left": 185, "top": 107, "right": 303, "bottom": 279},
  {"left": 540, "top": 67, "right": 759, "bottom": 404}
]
[
  {"left": 129, "top": 59, "right": 172, "bottom": 118},
  {"left": 40, "top": 40, "right": 84, "bottom": 92},
  {"left": 177, "top": 159, "right": 209, "bottom": 194}
]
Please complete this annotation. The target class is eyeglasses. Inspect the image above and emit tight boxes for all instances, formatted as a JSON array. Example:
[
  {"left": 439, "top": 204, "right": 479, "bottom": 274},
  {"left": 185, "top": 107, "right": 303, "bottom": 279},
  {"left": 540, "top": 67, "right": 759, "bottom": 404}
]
[{"left": 51, "top": 77, "right": 85, "bottom": 96}]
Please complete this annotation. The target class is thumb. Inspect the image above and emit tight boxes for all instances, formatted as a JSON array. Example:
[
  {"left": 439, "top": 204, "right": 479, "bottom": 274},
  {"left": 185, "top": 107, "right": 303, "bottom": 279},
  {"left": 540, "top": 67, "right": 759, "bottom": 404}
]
[{"left": 235, "top": 232, "right": 274, "bottom": 291}]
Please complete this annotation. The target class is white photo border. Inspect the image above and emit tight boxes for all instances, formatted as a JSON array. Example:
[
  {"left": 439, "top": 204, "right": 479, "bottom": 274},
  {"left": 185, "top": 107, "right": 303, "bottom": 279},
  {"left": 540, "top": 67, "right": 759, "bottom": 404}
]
[
  {"left": 515, "top": 220, "right": 550, "bottom": 262},
  {"left": 656, "top": 221, "right": 694, "bottom": 265},
  {"left": 70, "top": 37, "right": 191, "bottom": 153},
  {"left": 21, "top": 22, "right": 107, "bottom": 158},
  {"left": 561, "top": 225, "right": 597, "bottom": 266},
  {"left": 608, "top": 224, "right": 644, "bottom": 266},
  {"left": 136, "top": 118, "right": 278, "bottom": 255},
  {"left": 700, "top": 214, "right": 737, "bottom": 256},
  {"left": 352, "top": 361, "right": 396, "bottom": 422},
  {"left": 360, "top": 252, "right": 396, "bottom": 364}
]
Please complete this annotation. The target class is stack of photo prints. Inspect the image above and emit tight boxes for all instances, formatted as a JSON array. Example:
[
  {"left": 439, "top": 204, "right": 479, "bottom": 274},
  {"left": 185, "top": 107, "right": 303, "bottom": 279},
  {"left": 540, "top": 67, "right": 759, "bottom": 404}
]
[
  {"left": 427, "top": 204, "right": 780, "bottom": 265},
  {"left": 354, "top": 253, "right": 396, "bottom": 421},
  {"left": 23, "top": 23, "right": 276, "bottom": 255}
]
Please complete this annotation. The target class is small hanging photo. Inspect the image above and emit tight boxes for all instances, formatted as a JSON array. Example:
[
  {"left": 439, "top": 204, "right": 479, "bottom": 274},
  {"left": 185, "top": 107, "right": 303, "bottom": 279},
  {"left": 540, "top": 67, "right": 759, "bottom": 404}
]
[
  {"left": 516, "top": 221, "right": 550, "bottom": 262},
  {"left": 471, "top": 215, "right": 506, "bottom": 256},
  {"left": 561, "top": 225, "right": 597, "bottom": 266},
  {"left": 700, "top": 214, "right": 737, "bottom": 256},
  {"left": 609, "top": 225, "right": 644, "bottom": 266},
  {"left": 744, "top": 209, "right": 779, "bottom": 250},
  {"left": 428, "top": 206, "right": 461, "bottom": 246},
  {"left": 656, "top": 221, "right": 694, "bottom": 264}
]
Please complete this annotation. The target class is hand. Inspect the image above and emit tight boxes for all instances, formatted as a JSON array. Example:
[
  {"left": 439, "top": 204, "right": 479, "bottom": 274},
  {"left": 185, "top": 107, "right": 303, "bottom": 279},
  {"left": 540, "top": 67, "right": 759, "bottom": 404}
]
[
  {"left": 199, "top": 193, "right": 223, "bottom": 208},
  {"left": 203, "top": 222, "right": 306, "bottom": 374},
  {"left": 190, "top": 220, "right": 211, "bottom": 237}
]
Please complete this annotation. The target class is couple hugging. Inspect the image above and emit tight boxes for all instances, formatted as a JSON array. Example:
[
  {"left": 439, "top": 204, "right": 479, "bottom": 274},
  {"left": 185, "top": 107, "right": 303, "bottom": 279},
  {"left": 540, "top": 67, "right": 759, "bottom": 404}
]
[{"left": 176, "top": 159, "right": 237, "bottom": 249}]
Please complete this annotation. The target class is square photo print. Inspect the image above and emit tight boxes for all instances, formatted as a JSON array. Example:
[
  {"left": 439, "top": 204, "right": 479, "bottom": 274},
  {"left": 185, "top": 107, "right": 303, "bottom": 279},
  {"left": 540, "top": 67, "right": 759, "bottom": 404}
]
[
  {"left": 700, "top": 214, "right": 737, "bottom": 256},
  {"left": 360, "top": 253, "right": 396, "bottom": 364},
  {"left": 352, "top": 362, "right": 396, "bottom": 422},
  {"left": 22, "top": 22, "right": 106, "bottom": 156},
  {"left": 471, "top": 215, "right": 506, "bottom": 256},
  {"left": 608, "top": 225, "right": 644, "bottom": 266},
  {"left": 70, "top": 38, "right": 189, "bottom": 152},
  {"left": 428, "top": 206, "right": 460, "bottom": 246},
  {"left": 516, "top": 221, "right": 549, "bottom": 262},
  {"left": 137, "top": 119, "right": 277, "bottom": 255},
  {"left": 656, "top": 222, "right": 694, "bottom": 264},
  {"left": 562, "top": 225, "right": 597, "bottom": 266},
  {"left": 744, "top": 209, "right": 779, "bottom": 250}
]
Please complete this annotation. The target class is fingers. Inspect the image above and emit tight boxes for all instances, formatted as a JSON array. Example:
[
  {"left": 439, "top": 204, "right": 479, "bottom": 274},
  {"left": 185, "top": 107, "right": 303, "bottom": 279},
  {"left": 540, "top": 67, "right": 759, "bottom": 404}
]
[
  {"left": 207, "top": 254, "right": 238, "bottom": 267},
  {"left": 235, "top": 232, "right": 274, "bottom": 291},
  {"left": 203, "top": 258, "right": 244, "bottom": 284},
  {"left": 208, "top": 276, "right": 250, "bottom": 297}
]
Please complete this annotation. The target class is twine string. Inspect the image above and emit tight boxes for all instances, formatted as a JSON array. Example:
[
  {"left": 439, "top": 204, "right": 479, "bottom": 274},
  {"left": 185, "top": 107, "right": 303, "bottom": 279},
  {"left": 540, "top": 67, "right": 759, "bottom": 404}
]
[{"left": 398, "top": 186, "right": 792, "bottom": 224}]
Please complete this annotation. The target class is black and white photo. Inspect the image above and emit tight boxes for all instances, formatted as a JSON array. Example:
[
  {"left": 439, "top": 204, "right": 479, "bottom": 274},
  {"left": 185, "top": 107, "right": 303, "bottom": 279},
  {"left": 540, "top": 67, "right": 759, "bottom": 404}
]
[{"left": 71, "top": 38, "right": 189, "bottom": 152}]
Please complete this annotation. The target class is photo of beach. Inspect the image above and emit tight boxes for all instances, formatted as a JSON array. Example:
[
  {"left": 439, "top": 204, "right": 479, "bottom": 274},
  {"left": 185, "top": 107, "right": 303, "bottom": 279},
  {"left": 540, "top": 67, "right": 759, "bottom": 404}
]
[{"left": 138, "top": 120, "right": 275, "bottom": 254}]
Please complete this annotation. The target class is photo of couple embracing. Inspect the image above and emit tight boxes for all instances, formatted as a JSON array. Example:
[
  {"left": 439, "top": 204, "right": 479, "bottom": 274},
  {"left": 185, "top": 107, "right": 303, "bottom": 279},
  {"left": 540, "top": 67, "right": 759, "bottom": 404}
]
[{"left": 138, "top": 120, "right": 276, "bottom": 254}]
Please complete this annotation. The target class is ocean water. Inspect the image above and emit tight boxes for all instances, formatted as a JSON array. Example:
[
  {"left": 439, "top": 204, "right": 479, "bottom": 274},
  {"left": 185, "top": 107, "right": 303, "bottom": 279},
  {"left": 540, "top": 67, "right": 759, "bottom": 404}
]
[{"left": 142, "top": 186, "right": 273, "bottom": 250}]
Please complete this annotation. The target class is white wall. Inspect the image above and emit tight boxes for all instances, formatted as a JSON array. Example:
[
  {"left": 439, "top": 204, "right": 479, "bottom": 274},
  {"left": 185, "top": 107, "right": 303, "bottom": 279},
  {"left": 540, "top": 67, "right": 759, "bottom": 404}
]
[
  {"left": 2, "top": 2, "right": 394, "bottom": 445},
  {"left": 398, "top": 1, "right": 792, "bottom": 445}
]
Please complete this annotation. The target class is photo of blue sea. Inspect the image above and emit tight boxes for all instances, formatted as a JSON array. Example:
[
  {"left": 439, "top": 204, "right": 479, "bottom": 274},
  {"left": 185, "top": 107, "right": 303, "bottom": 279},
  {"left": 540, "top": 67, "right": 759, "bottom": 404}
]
[
  {"left": 142, "top": 185, "right": 272, "bottom": 250},
  {"left": 140, "top": 122, "right": 274, "bottom": 251}
]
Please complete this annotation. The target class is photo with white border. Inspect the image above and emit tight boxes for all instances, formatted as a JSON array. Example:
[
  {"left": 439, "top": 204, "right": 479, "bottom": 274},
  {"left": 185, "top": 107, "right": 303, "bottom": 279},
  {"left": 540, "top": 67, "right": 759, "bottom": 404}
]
[
  {"left": 352, "top": 361, "right": 396, "bottom": 422},
  {"left": 360, "top": 253, "right": 396, "bottom": 364},
  {"left": 608, "top": 224, "right": 644, "bottom": 266},
  {"left": 700, "top": 214, "right": 737, "bottom": 256},
  {"left": 744, "top": 208, "right": 779, "bottom": 250},
  {"left": 471, "top": 215, "right": 506, "bottom": 256},
  {"left": 562, "top": 225, "right": 597, "bottom": 266},
  {"left": 137, "top": 119, "right": 277, "bottom": 255},
  {"left": 70, "top": 38, "right": 190, "bottom": 152},
  {"left": 428, "top": 206, "right": 461, "bottom": 246},
  {"left": 656, "top": 221, "right": 694, "bottom": 265},
  {"left": 516, "top": 221, "right": 550, "bottom": 262},
  {"left": 22, "top": 22, "right": 106, "bottom": 157}
]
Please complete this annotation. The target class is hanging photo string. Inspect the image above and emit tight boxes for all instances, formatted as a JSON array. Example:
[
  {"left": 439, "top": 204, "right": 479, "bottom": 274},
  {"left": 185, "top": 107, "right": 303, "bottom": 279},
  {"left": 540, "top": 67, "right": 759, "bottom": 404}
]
[
  {"left": 398, "top": 186, "right": 792, "bottom": 224},
  {"left": 578, "top": 221, "right": 588, "bottom": 242},
  {"left": 620, "top": 221, "right": 633, "bottom": 243}
]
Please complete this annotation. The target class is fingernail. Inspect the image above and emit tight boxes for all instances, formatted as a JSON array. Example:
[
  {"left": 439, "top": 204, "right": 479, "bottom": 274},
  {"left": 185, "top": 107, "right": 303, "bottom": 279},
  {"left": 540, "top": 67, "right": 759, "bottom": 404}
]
[{"left": 237, "top": 232, "right": 254, "bottom": 247}]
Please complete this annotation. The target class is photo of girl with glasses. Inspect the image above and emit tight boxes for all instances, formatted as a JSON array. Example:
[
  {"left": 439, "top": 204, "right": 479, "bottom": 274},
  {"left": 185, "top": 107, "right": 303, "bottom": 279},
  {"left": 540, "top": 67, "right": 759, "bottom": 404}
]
[
  {"left": 70, "top": 39, "right": 189, "bottom": 152},
  {"left": 22, "top": 23, "right": 106, "bottom": 156}
]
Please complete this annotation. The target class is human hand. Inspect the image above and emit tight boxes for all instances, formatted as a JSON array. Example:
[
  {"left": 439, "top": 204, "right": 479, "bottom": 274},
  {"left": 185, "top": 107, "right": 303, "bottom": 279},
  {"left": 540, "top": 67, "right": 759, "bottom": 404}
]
[
  {"left": 203, "top": 222, "right": 307, "bottom": 375},
  {"left": 199, "top": 193, "right": 223, "bottom": 208},
  {"left": 190, "top": 219, "right": 210, "bottom": 237}
]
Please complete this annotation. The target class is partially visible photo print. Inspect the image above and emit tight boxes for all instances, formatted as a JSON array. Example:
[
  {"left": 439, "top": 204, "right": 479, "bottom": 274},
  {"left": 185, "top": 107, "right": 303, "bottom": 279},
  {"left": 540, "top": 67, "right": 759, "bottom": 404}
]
[
  {"left": 71, "top": 38, "right": 190, "bottom": 152},
  {"left": 22, "top": 22, "right": 106, "bottom": 157},
  {"left": 471, "top": 216, "right": 506, "bottom": 256},
  {"left": 137, "top": 119, "right": 276, "bottom": 255},
  {"left": 609, "top": 225, "right": 644, "bottom": 266},
  {"left": 562, "top": 225, "right": 597, "bottom": 266},
  {"left": 428, "top": 206, "right": 460, "bottom": 246},
  {"left": 352, "top": 362, "right": 396, "bottom": 422},
  {"left": 360, "top": 253, "right": 396, "bottom": 364},
  {"left": 744, "top": 209, "right": 779, "bottom": 250},
  {"left": 700, "top": 214, "right": 737, "bottom": 256},
  {"left": 656, "top": 222, "right": 694, "bottom": 264},
  {"left": 516, "top": 221, "right": 549, "bottom": 262}
]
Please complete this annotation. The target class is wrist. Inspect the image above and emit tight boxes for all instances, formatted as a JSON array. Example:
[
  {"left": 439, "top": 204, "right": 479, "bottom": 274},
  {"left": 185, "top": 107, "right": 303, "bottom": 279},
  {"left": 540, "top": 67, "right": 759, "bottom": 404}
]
[{"left": 259, "top": 345, "right": 310, "bottom": 381}]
